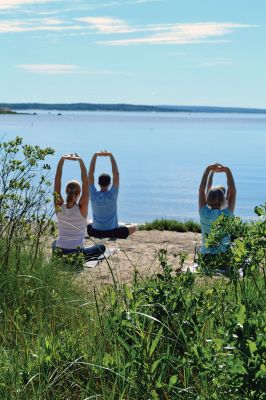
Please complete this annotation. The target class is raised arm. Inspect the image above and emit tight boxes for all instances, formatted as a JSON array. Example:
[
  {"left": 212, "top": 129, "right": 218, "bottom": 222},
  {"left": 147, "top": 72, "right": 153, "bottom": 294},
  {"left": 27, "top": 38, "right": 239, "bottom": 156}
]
[
  {"left": 223, "top": 167, "right": 236, "bottom": 212},
  {"left": 77, "top": 157, "right": 89, "bottom": 218},
  {"left": 207, "top": 170, "right": 214, "bottom": 194},
  {"left": 54, "top": 157, "right": 65, "bottom": 208},
  {"left": 110, "top": 153, "right": 119, "bottom": 188},
  {"left": 199, "top": 164, "right": 221, "bottom": 209},
  {"left": 88, "top": 153, "right": 98, "bottom": 185}
]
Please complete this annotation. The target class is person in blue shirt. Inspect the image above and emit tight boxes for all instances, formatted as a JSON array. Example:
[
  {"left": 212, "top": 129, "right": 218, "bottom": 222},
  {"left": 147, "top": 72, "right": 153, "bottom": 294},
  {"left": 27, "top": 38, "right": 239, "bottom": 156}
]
[
  {"left": 198, "top": 163, "right": 236, "bottom": 255},
  {"left": 87, "top": 151, "right": 137, "bottom": 239}
]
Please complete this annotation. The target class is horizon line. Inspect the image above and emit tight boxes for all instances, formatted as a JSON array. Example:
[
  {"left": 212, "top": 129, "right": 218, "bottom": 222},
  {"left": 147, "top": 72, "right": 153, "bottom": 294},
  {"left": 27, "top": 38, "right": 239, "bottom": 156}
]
[{"left": 1, "top": 102, "right": 266, "bottom": 113}]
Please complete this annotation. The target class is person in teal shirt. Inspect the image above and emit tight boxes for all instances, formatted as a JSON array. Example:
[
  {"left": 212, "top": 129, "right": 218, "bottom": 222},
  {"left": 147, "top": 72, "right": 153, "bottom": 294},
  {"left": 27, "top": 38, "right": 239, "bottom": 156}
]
[{"left": 198, "top": 163, "right": 236, "bottom": 254}]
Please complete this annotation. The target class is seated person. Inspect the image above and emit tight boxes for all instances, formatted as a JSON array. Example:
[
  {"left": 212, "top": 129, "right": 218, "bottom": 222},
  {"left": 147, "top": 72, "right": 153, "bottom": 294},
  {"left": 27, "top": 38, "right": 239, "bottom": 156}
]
[
  {"left": 87, "top": 151, "right": 137, "bottom": 239},
  {"left": 198, "top": 163, "right": 236, "bottom": 255},
  {"left": 207, "top": 168, "right": 228, "bottom": 209},
  {"left": 53, "top": 154, "right": 105, "bottom": 259}
]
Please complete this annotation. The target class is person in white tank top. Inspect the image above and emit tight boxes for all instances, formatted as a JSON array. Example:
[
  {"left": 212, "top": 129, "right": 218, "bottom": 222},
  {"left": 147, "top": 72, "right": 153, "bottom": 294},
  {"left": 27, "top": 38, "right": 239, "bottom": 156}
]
[{"left": 53, "top": 154, "right": 105, "bottom": 259}]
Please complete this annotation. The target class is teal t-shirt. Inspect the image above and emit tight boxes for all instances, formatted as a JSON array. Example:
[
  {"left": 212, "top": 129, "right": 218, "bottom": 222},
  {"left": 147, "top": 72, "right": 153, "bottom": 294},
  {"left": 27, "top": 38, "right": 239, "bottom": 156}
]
[
  {"left": 199, "top": 206, "right": 233, "bottom": 254},
  {"left": 89, "top": 184, "right": 119, "bottom": 230}
]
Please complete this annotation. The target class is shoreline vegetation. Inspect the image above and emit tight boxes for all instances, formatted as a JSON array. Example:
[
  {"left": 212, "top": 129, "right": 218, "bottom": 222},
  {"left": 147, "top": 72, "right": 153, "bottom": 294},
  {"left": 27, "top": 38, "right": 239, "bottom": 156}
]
[
  {"left": 1, "top": 102, "right": 266, "bottom": 114},
  {"left": 0, "top": 136, "right": 265, "bottom": 398},
  {"left": 0, "top": 108, "right": 18, "bottom": 114},
  {"left": 139, "top": 219, "right": 201, "bottom": 232}
]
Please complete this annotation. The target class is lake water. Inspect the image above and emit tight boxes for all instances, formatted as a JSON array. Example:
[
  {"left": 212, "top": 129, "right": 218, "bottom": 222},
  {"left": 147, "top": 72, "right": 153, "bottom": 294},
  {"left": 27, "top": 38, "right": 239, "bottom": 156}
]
[{"left": 1, "top": 111, "right": 265, "bottom": 222}]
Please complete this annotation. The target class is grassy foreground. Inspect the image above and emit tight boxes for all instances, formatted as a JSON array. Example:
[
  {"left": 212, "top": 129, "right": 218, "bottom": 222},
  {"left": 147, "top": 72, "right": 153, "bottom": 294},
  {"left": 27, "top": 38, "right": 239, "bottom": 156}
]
[{"left": 0, "top": 243, "right": 265, "bottom": 399}]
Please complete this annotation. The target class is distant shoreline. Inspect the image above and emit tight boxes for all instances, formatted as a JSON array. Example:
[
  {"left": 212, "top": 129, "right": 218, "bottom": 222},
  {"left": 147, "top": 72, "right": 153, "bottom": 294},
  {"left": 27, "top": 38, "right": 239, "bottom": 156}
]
[
  {"left": 0, "top": 110, "right": 18, "bottom": 115},
  {"left": 1, "top": 103, "right": 266, "bottom": 114}
]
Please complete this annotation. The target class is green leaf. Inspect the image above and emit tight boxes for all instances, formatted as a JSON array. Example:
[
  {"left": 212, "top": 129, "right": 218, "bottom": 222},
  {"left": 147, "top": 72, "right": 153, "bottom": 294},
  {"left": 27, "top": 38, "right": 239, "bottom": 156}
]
[
  {"left": 247, "top": 340, "right": 257, "bottom": 354},
  {"left": 229, "top": 362, "right": 247, "bottom": 375},
  {"left": 213, "top": 338, "right": 224, "bottom": 351},
  {"left": 169, "top": 375, "right": 178, "bottom": 386},
  {"left": 117, "top": 335, "right": 132, "bottom": 354},
  {"left": 151, "top": 358, "right": 162, "bottom": 373},
  {"left": 254, "top": 206, "right": 264, "bottom": 216},
  {"left": 151, "top": 390, "right": 159, "bottom": 400},
  {"left": 149, "top": 327, "right": 163, "bottom": 357},
  {"left": 261, "top": 363, "right": 266, "bottom": 372},
  {"left": 236, "top": 304, "right": 246, "bottom": 326},
  {"left": 124, "top": 285, "right": 133, "bottom": 300},
  {"left": 110, "top": 289, "right": 116, "bottom": 306}
]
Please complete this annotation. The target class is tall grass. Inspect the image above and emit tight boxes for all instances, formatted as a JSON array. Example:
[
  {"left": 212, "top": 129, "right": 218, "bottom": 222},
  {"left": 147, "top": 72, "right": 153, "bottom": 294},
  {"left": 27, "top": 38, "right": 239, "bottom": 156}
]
[
  {"left": 0, "top": 239, "right": 265, "bottom": 399},
  {"left": 139, "top": 219, "right": 201, "bottom": 233}
]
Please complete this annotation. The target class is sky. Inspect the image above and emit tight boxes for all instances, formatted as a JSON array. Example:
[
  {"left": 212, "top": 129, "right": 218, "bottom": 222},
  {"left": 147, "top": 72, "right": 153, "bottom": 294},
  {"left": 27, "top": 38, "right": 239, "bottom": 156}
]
[{"left": 0, "top": 0, "right": 266, "bottom": 107}]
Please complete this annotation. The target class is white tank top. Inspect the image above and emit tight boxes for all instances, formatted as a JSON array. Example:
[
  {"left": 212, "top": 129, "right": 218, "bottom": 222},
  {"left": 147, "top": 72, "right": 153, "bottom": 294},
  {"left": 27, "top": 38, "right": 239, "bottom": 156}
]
[{"left": 56, "top": 204, "right": 87, "bottom": 249}]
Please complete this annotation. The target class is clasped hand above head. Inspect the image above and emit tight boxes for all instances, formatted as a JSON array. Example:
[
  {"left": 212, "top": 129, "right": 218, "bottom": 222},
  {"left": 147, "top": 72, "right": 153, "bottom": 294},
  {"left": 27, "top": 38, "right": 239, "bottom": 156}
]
[
  {"left": 62, "top": 153, "right": 81, "bottom": 160},
  {"left": 207, "top": 163, "right": 228, "bottom": 173},
  {"left": 96, "top": 150, "right": 112, "bottom": 157}
]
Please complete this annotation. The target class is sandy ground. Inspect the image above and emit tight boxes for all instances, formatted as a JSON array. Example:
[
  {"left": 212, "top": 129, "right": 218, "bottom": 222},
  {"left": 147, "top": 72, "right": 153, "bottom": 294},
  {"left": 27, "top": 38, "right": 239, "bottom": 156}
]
[{"left": 78, "top": 230, "right": 202, "bottom": 288}]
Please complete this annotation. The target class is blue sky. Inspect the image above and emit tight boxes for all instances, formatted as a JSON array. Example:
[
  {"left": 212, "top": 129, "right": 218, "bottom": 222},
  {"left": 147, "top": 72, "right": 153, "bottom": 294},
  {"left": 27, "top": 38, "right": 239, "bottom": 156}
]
[{"left": 0, "top": 0, "right": 265, "bottom": 107}]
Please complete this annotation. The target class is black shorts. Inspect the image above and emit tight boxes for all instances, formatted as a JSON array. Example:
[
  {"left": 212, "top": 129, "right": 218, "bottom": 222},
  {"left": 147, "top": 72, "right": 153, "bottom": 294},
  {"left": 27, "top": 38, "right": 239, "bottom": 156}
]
[{"left": 87, "top": 224, "right": 129, "bottom": 239}]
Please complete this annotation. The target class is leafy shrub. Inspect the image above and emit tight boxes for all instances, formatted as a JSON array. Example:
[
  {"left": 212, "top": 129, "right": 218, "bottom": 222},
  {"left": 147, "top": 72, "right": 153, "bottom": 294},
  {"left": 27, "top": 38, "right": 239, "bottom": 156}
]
[
  {"left": 98, "top": 205, "right": 266, "bottom": 399},
  {"left": 0, "top": 136, "right": 54, "bottom": 269},
  {"left": 139, "top": 219, "right": 201, "bottom": 233}
]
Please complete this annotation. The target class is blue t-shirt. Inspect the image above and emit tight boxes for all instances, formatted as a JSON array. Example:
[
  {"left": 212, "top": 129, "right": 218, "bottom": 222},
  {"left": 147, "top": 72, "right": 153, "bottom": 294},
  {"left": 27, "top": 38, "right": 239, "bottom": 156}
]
[
  {"left": 199, "top": 206, "right": 233, "bottom": 254},
  {"left": 89, "top": 184, "right": 119, "bottom": 230}
]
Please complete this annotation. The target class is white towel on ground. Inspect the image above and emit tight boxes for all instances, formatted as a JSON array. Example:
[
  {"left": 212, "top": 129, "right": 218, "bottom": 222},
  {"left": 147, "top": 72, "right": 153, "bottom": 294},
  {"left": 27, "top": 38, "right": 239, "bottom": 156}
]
[{"left": 84, "top": 247, "right": 118, "bottom": 268}]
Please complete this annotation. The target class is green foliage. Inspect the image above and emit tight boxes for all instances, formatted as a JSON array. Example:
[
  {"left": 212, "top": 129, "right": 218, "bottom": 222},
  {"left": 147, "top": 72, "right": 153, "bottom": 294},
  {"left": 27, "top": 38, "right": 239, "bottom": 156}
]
[
  {"left": 139, "top": 218, "right": 201, "bottom": 233},
  {"left": 98, "top": 205, "right": 266, "bottom": 398},
  {"left": 199, "top": 203, "right": 266, "bottom": 279},
  {"left": 1, "top": 247, "right": 265, "bottom": 399},
  {"left": 53, "top": 247, "right": 86, "bottom": 270},
  {"left": 0, "top": 136, "right": 55, "bottom": 269}
]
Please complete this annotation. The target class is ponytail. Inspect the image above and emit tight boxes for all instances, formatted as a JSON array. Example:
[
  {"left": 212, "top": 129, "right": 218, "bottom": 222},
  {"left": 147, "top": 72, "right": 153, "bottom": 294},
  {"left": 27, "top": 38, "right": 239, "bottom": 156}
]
[
  {"left": 66, "top": 187, "right": 76, "bottom": 204},
  {"left": 66, "top": 180, "right": 81, "bottom": 205},
  {"left": 207, "top": 187, "right": 226, "bottom": 209}
]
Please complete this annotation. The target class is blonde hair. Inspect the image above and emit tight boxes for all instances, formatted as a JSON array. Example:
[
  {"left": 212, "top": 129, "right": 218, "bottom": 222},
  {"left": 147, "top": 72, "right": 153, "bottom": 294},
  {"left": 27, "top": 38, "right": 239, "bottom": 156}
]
[
  {"left": 66, "top": 180, "right": 81, "bottom": 204},
  {"left": 207, "top": 186, "right": 226, "bottom": 209}
]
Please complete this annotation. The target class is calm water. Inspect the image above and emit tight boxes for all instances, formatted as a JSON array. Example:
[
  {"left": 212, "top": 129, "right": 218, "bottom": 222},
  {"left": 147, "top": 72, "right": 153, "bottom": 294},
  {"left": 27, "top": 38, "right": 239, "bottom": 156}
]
[{"left": 1, "top": 111, "right": 266, "bottom": 222}]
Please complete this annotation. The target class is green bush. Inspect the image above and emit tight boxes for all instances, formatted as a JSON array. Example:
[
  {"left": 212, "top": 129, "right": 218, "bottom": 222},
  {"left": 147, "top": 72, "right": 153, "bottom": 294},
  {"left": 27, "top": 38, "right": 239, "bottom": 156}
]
[
  {"left": 0, "top": 136, "right": 55, "bottom": 269},
  {"left": 139, "top": 219, "right": 201, "bottom": 233}
]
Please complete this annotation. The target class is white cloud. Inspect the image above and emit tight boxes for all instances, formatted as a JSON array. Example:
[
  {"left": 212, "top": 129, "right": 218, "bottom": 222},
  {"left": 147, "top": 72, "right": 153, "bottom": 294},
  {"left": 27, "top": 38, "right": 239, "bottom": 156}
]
[
  {"left": 16, "top": 64, "right": 132, "bottom": 75},
  {"left": 0, "top": 12, "right": 255, "bottom": 48},
  {"left": 76, "top": 16, "right": 173, "bottom": 34},
  {"left": 0, "top": 0, "right": 53, "bottom": 10},
  {"left": 17, "top": 64, "right": 78, "bottom": 74},
  {"left": 0, "top": 20, "right": 81, "bottom": 33},
  {"left": 97, "top": 22, "right": 253, "bottom": 46},
  {"left": 0, "top": 0, "right": 163, "bottom": 14},
  {"left": 76, "top": 17, "right": 135, "bottom": 34},
  {"left": 75, "top": 17, "right": 253, "bottom": 46}
]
